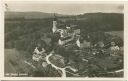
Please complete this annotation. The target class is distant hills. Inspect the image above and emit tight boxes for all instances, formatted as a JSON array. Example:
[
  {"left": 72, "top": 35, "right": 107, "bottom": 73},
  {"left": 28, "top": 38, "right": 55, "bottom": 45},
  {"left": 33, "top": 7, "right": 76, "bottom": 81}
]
[
  {"left": 5, "top": 12, "right": 65, "bottom": 19},
  {"left": 5, "top": 12, "right": 124, "bottom": 32},
  {"left": 5, "top": 11, "right": 123, "bottom": 20}
]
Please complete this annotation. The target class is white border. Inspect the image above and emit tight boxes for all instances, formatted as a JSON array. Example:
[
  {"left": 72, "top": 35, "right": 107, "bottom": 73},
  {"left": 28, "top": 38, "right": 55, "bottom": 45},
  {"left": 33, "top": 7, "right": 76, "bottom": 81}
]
[
  {"left": 0, "top": 0, "right": 4, "bottom": 79},
  {"left": 0, "top": 0, "right": 128, "bottom": 80}
]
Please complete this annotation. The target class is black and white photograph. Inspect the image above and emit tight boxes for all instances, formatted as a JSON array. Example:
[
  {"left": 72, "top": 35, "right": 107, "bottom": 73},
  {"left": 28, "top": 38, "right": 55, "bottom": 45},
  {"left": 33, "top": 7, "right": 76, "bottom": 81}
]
[{"left": 4, "top": 1, "right": 124, "bottom": 77}]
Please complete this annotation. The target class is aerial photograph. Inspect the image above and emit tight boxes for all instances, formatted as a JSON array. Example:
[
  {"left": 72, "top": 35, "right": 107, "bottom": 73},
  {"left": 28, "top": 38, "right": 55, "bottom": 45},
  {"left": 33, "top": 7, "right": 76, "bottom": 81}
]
[{"left": 4, "top": 2, "right": 124, "bottom": 77}]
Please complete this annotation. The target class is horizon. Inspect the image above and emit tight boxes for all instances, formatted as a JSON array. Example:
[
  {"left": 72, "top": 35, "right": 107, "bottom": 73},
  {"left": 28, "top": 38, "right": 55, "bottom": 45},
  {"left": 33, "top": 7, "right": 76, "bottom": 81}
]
[
  {"left": 4, "top": 2, "right": 124, "bottom": 15},
  {"left": 5, "top": 11, "right": 123, "bottom": 16}
]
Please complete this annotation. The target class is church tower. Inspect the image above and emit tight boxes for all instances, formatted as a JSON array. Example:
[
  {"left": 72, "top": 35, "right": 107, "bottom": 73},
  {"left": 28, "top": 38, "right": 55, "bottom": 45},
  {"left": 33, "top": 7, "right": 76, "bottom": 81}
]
[{"left": 52, "top": 14, "right": 58, "bottom": 33}]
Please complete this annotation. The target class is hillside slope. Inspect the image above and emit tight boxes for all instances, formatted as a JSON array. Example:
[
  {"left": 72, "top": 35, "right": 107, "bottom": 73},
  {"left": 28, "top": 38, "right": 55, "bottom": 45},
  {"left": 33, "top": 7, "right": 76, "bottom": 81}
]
[{"left": 5, "top": 12, "right": 65, "bottom": 19}]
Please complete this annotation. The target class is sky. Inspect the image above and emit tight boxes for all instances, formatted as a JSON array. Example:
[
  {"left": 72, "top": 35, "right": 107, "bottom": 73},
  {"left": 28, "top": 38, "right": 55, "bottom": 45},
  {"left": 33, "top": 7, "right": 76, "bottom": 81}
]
[{"left": 4, "top": 1, "right": 124, "bottom": 15}]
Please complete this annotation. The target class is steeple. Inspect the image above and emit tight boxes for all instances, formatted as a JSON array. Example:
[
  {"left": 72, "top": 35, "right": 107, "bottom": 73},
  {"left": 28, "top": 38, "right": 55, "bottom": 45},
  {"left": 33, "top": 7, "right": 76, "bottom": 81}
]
[{"left": 52, "top": 13, "right": 58, "bottom": 33}]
